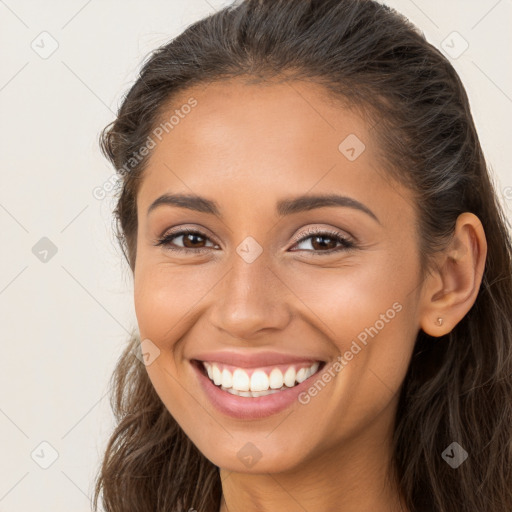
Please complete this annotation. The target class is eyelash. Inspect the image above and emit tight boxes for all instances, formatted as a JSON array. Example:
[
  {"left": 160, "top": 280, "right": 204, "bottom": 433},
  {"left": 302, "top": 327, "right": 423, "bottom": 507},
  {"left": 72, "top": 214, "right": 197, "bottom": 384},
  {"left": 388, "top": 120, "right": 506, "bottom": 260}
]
[{"left": 154, "top": 227, "right": 356, "bottom": 256}]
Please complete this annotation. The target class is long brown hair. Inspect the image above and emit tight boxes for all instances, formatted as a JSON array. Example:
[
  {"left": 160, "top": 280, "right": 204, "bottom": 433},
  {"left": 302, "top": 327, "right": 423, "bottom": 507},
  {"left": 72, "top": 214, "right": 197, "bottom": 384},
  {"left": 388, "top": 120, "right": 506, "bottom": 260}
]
[{"left": 93, "top": 1, "right": 512, "bottom": 510}]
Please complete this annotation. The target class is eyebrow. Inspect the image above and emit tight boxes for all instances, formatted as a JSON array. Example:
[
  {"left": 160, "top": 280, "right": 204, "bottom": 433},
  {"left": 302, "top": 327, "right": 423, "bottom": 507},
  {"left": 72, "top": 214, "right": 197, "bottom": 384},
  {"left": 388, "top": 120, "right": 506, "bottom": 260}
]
[{"left": 147, "top": 193, "right": 380, "bottom": 223}]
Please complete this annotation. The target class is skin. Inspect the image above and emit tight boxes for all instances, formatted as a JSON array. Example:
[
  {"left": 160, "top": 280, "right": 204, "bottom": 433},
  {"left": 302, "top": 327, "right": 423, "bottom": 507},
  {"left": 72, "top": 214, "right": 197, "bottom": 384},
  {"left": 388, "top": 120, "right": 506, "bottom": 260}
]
[{"left": 133, "top": 78, "right": 487, "bottom": 512}]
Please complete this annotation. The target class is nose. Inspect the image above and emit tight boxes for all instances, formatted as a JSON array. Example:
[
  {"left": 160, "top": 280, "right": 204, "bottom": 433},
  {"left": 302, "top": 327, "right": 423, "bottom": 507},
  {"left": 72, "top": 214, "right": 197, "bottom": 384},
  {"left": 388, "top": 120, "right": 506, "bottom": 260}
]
[{"left": 207, "top": 254, "right": 292, "bottom": 341}]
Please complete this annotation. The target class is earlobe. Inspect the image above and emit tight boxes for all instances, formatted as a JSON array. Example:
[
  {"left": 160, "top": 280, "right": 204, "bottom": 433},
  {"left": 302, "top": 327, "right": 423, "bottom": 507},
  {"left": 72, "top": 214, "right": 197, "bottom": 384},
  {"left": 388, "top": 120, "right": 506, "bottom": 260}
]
[{"left": 419, "top": 212, "right": 487, "bottom": 337}]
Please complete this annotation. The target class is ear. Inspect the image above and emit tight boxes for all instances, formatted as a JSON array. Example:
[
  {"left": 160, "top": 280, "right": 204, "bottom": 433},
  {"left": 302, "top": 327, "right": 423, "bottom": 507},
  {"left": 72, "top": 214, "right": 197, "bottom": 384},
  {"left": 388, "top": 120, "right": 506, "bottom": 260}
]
[{"left": 418, "top": 212, "right": 487, "bottom": 337}]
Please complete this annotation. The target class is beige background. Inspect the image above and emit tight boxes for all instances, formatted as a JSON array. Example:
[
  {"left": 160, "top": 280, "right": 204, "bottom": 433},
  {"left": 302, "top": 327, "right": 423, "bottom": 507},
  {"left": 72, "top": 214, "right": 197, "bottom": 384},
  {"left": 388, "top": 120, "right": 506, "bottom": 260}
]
[{"left": 0, "top": 0, "right": 510, "bottom": 510}]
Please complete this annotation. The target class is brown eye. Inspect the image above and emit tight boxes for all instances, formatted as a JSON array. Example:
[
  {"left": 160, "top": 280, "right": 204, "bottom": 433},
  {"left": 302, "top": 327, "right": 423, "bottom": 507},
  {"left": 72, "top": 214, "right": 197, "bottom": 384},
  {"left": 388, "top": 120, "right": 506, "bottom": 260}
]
[
  {"left": 181, "top": 232, "right": 207, "bottom": 248},
  {"left": 291, "top": 230, "right": 355, "bottom": 254},
  {"left": 309, "top": 234, "right": 339, "bottom": 251},
  {"left": 155, "top": 229, "right": 219, "bottom": 253}
]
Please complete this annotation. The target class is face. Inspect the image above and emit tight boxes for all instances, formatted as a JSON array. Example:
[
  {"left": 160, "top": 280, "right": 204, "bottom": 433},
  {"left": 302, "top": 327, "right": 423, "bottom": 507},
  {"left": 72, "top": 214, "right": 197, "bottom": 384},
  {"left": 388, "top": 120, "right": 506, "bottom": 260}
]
[{"left": 133, "top": 78, "right": 424, "bottom": 474}]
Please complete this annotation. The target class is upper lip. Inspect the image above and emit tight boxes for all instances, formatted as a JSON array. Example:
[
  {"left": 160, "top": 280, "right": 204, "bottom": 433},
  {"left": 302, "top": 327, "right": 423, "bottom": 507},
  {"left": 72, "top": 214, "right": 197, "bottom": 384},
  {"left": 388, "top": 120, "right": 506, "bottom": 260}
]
[{"left": 191, "top": 351, "right": 325, "bottom": 368}]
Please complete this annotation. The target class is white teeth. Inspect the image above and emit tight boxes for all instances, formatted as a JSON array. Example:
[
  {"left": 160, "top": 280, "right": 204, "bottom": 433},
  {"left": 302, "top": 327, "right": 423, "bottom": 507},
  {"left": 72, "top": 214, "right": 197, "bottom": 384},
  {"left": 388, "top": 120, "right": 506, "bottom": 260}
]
[
  {"left": 223, "top": 386, "right": 283, "bottom": 397},
  {"left": 212, "top": 365, "right": 222, "bottom": 386},
  {"left": 250, "top": 370, "right": 269, "bottom": 392},
  {"left": 296, "top": 367, "right": 307, "bottom": 383},
  {"left": 221, "top": 368, "right": 232, "bottom": 388},
  {"left": 250, "top": 389, "right": 280, "bottom": 397},
  {"left": 269, "top": 368, "right": 284, "bottom": 389},
  {"left": 201, "top": 360, "right": 322, "bottom": 394},
  {"left": 232, "top": 368, "right": 250, "bottom": 391},
  {"left": 283, "top": 367, "right": 296, "bottom": 387}
]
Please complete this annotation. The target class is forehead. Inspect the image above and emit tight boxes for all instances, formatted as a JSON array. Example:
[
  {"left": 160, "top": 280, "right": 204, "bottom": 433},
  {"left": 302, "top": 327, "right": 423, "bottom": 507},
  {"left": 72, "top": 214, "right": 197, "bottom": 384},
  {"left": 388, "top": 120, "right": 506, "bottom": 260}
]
[{"left": 137, "top": 78, "right": 412, "bottom": 222}]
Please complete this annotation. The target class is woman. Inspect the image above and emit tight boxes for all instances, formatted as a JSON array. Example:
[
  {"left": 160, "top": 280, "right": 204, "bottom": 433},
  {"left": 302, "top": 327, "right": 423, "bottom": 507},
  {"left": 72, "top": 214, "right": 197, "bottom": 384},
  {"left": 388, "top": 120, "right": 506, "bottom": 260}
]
[{"left": 93, "top": 0, "right": 512, "bottom": 511}]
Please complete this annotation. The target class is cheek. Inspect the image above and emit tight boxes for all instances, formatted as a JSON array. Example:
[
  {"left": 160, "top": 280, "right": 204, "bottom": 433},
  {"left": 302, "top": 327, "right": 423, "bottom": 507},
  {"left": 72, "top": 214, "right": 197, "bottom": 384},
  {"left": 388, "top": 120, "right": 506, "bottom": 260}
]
[
  {"left": 329, "top": 305, "right": 416, "bottom": 445},
  {"left": 286, "top": 252, "right": 418, "bottom": 412},
  {"left": 132, "top": 266, "right": 203, "bottom": 425},
  {"left": 133, "top": 262, "right": 214, "bottom": 344},
  {"left": 286, "top": 250, "right": 415, "bottom": 340}
]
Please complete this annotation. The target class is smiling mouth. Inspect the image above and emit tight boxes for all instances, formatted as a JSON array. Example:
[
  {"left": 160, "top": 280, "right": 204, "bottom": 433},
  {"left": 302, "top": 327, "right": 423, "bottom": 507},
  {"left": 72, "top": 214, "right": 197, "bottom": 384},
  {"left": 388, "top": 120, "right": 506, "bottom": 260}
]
[{"left": 192, "top": 359, "right": 326, "bottom": 397}]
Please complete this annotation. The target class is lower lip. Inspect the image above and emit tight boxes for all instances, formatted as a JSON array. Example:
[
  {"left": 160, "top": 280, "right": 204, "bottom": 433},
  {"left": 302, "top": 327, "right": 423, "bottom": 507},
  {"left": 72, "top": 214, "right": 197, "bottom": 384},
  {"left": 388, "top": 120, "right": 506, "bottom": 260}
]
[{"left": 192, "top": 360, "right": 324, "bottom": 420}]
